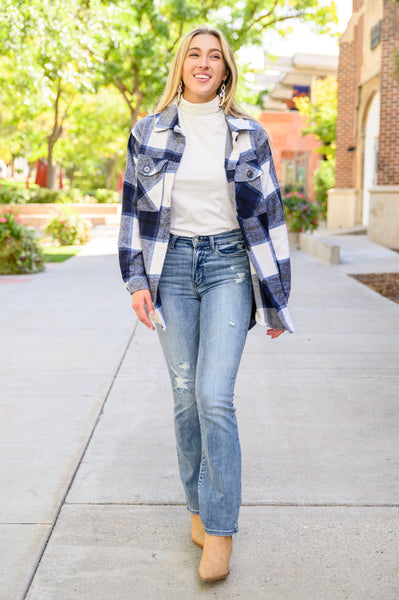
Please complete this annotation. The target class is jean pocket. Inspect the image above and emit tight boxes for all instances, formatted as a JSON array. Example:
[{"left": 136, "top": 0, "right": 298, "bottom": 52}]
[{"left": 215, "top": 240, "right": 247, "bottom": 257}]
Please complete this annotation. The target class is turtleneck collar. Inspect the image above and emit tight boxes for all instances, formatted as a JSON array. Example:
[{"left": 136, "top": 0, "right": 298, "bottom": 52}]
[{"left": 179, "top": 95, "right": 221, "bottom": 115}]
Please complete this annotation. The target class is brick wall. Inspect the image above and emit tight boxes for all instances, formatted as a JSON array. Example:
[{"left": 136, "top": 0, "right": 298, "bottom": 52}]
[
  {"left": 335, "top": 14, "right": 364, "bottom": 188},
  {"left": 378, "top": 0, "right": 399, "bottom": 185},
  {"left": 259, "top": 111, "right": 321, "bottom": 201}
]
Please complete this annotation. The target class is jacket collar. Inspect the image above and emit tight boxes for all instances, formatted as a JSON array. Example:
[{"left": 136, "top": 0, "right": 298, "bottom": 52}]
[{"left": 154, "top": 102, "right": 257, "bottom": 133}]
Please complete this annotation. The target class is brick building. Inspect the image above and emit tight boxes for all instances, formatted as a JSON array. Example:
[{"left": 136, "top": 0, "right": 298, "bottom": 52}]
[
  {"left": 258, "top": 111, "right": 322, "bottom": 202},
  {"left": 256, "top": 53, "right": 338, "bottom": 202},
  {"left": 328, "top": 0, "right": 399, "bottom": 249}
]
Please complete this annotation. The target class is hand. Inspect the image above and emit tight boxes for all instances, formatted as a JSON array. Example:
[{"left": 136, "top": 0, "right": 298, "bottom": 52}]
[
  {"left": 267, "top": 328, "right": 284, "bottom": 340},
  {"left": 131, "top": 289, "right": 155, "bottom": 330}
]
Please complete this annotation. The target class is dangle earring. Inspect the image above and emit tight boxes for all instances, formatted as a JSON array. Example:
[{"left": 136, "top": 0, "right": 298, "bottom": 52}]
[
  {"left": 219, "top": 82, "right": 226, "bottom": 106},
  {"left": 177, "top": 81, "right": 183, "bottom": 103}
]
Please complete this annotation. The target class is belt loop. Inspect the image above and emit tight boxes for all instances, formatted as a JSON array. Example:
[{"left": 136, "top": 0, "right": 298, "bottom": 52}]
[
  {"left": 169, "top": 234, "right": 178, "bottom": 249},
  {"left": 209, "top": 235, "right": 215, "bottom": 250}
]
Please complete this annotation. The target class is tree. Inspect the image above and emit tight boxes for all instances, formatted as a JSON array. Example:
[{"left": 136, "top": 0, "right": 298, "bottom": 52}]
[
  {"left": 294, "top": 77, "right": 337, "bottom": 216},
  {"left": 0, "top": 0, "right": 338, "bottom": 188},
  {"left": 57, "top": 86, "right": 130, "bottom": 190},
  {"left": 94, "top": 0, "right": 338, "bottom": 127},
  {"left": 0, "top": 0, "right": 101, "bottom": 187},
  {"left": 294, "top": 76, "right": 337, "bottom": 160}
]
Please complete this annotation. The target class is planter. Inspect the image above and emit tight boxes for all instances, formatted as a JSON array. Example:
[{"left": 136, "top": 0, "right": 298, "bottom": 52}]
[
  {"left": 287, "top": 231, "right": 300, "bottom": 248},
  {"left": 2, "top": 203, "right": 121, "bottom": 228}
]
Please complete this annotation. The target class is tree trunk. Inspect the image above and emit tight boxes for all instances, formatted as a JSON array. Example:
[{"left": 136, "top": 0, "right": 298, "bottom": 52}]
[
  {"left": 105, "top": 156, "right": 118, "bottom": 189},
  {"left": 68, "top": 164, "right": 77, "bottom": 189},
  {"left": 46, "top": 80, "right": 70, "bottom": 189},
  {"left": 46, "top": 142, "right": 57, "bottom": 189}
]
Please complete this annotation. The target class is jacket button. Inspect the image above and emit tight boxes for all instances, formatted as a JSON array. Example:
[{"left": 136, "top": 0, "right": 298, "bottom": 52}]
[
  {"left": 143, "top": 165, "right": 151, "bottom": 173},
  {"left": 247, "top": 170, "right": 253, "bottom": 178}
]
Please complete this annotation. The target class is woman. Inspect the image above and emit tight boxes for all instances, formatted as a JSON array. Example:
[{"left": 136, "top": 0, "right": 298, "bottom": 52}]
[{"left": 119, "top": 26, "right": 294, "bottom": 582}]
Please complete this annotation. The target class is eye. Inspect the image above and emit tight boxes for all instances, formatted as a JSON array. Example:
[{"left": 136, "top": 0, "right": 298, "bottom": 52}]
[{"left": 187, "top": 52, "right": 199, "bottom": 57}]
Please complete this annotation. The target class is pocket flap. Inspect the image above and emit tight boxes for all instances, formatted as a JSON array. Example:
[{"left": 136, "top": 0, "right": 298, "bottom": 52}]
[
  {"left": 234, "top": 162, "right": 263, "bottom": 182},
  {"left": 137, "top": 157, "right": 168, "bottom": 177}
]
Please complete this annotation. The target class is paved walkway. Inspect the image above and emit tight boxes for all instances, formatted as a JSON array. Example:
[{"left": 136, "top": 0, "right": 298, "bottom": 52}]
[{"left": 1, "top": 226, "right": 398, "bottom": 600}]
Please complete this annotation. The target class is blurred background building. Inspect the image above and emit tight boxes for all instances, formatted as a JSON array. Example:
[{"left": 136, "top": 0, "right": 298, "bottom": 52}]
[
  {"left": 255, "top": 53, "right": 338, "bottom": 202},
  {"left": 328, "top": 0, "right": 399, "bottom": 249}
]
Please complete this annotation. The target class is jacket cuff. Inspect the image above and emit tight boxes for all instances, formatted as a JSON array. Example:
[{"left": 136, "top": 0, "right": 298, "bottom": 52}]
[{"left": 125, "top": 277, "right": 150, "bottom": 295}]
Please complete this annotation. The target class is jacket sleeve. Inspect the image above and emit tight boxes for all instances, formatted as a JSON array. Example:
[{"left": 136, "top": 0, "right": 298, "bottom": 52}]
[
  {"left": 118, "top": 128, "right": 149, "bottom": 294},
  {"left": 254, "top": 125, "right": 291, "bottom": 301}
]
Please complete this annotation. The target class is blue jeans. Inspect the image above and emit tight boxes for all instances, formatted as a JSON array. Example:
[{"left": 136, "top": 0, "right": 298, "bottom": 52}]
[{"left": 156, "top": 229, "right": 252, "bottom": 536}]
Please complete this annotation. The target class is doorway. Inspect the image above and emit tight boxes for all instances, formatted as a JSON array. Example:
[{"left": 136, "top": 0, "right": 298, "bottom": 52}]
[{"left": 362, "top": 92, "right": 380, "bottom": 226}]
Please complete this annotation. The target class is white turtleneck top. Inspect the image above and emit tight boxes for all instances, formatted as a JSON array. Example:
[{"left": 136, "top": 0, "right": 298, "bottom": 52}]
[{"left": 170, "top": 96, "right": 239, "bottom": 237}]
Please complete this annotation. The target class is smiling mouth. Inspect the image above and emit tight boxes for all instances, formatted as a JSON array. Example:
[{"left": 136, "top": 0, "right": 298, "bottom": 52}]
[{"left": 194, "top": 75, "right": 211, "bottom": 81}]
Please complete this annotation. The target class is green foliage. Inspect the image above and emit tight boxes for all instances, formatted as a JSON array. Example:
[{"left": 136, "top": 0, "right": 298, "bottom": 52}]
[
  {"left": 0, "top": 186, "right": 109, "bottom": 204},
  {"left": 0, "top": 187, "right": 33, "bottom": 204},
  {"left": 283, "top": 191, "right": 320, "bottom": 233},
  {"left": 0, "top": 208, "right": 45, "bottom": 273},
  {"left": 294, "top": 77, "right": 337, "bottom": 160},
  {"left": 91, "top": 189, "right": 120, "bottom": 203},
  {"left": 294, "top": 77, "right": 337, "bottom": 216},
  {"left": 313, "top": 159, "right": 335, "bottom": 218},
  {"left": 0, "top": 0, "right": 338, "bottom": 188},
  {"left": 44, "top": 208, "right": 91, "bottom": 245}
]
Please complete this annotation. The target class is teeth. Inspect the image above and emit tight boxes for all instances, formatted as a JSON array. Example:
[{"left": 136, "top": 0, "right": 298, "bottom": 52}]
[{"left": 195, "top": 75, "right": 210, "bottom": 80}]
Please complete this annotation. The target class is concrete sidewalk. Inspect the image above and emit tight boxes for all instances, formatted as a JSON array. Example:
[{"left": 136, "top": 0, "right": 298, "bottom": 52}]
[{"left": 1, "top": 227, "right": 398, "bottom": 600}]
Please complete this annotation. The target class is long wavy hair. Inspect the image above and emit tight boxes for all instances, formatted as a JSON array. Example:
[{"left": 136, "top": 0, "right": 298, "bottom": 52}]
[{"left": 156, "top": 26, "right": 255, "bottom": 120}]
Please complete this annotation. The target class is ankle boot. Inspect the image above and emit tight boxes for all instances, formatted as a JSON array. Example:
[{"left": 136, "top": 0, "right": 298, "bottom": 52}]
[
  {"left": 199, "top": 533, "right": 232, "bottom": 582},
  {"left": 191, "top": 514, "right": 205, "bottom": 548}
]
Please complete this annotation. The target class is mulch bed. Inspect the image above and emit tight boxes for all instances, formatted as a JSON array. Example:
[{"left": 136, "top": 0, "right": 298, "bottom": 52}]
[{"left": 350, "top": 273, "right": 399, "bottom": 304}]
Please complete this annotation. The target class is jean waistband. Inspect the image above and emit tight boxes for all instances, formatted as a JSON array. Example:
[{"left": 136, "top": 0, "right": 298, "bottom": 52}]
[{"left": 168, "top": 229, "right": 243, "bottom": 249}]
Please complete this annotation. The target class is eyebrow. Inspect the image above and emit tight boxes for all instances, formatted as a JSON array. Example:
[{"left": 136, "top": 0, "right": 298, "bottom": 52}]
[{"left": 187, "top": 46, "right": 223, "bottom": 53}]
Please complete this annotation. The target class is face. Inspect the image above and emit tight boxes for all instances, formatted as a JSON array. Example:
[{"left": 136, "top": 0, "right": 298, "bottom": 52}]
[{"left": 181, "top": 34, "right": 228, "bottom": 103}]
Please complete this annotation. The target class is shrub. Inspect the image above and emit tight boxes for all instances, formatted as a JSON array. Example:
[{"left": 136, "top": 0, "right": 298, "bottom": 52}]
[
  {"left": 313, "top": 159, "right": 335, "bottom": 219},
  {"left": 29, "top": 188, "right": 91, "bottom": 203},
  {"left": 0, "top": 186, "right": 109, "bottom": 204},
  {"left": 283, "top": 192, "right": 320, "bottom": 233},
  {"left": 0, "top": 209, "right": 45, "bottom": 274},
  {"left": 0, "top": 187, "right": 33, "bottom": 204},
  {"left": 45, "top": 207, "right": 92, "bottom": 245},
  {"left": 93, "top": 188, "right": 120, "bottom": 203}
]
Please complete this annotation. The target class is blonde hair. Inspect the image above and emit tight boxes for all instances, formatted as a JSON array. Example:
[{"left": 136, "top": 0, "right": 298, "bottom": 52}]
[{"left": 156, "top": 26, "right": 254, "bottom": 120}]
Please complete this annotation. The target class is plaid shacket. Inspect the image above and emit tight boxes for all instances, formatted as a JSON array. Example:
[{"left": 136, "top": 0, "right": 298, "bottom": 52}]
[{"left": 118, "top": 104, "right": 294, "bottom": 333}]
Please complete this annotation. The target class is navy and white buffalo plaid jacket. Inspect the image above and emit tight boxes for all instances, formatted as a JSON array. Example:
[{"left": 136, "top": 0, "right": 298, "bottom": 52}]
[{"left": 118, "top": 103, "right": 294, "bottom": 333}]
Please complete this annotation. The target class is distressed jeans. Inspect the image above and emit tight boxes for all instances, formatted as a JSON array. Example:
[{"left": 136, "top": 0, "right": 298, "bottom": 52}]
[{"left": 156, "top": 229, "right": 252, "bottom": 536}]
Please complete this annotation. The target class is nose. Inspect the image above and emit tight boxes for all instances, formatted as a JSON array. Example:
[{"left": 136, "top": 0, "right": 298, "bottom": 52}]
[{"left": 199, "top": 55, "right": 209, "bottom": 69}]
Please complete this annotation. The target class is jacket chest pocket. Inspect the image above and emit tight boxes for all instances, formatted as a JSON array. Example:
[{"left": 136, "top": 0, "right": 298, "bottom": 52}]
[
  {"left": 234, "top": 162, "right": 263, "bottom": 183},
  {"left": 136, "top": 157, "right": 168, "bottom": 212},
  {"left": 234, "top": 162, "right": 263, "bottom": 218}
]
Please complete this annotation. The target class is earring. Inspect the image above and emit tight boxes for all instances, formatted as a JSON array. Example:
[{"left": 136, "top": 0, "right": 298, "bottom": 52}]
[
  {"left": 177, "top": 82, "right": 183, "bottom": 103},
  {"left": 219, "top": 82, "right": 226, "bottom": 106}
]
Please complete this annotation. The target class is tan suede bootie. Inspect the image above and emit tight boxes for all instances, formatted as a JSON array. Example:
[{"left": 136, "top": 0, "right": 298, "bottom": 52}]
[
  {"left": 198, "top": 533, "right": 232, "bottom": 582},
  {"left": 191, "top": 514, "right": 205, "bottom": 549}
]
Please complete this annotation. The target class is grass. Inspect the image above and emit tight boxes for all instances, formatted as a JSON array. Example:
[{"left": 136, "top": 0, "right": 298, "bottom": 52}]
[
  {"left": 0, "top": 178, "right": 40, "bottom": 189},
  {"left": 40, "top": 245, "right": 82, "bottom": 263}
]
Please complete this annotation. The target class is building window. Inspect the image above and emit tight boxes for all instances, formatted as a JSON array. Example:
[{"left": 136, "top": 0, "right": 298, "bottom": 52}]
[
  {"left": 370, "top": 21, "right": 382, "bottom": 50},
  {"left": 280, "top": 151, "right": 308, "bottom": 194}
]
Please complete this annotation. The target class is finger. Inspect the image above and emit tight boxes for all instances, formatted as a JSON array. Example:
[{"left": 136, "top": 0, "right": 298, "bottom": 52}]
[
  {"left": 136, "top": 305, "right": 155, "bottom": 330},
  {"left": 145, "top": 292, "right": 154, "bottom": 317},
  {"left": 132, "top": 293, "right": 155, "bottom": 330},
  {"left": 267, "top": 328, "right": 284, "bottom": 339}
]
